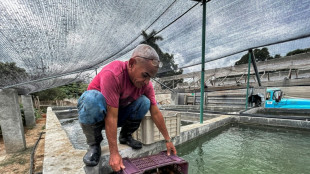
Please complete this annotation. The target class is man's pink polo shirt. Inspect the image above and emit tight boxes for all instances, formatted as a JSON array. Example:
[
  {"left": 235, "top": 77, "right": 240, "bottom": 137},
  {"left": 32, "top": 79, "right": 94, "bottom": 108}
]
[{"left": 87, "top": 61, "right": 157, "bottom": 108}]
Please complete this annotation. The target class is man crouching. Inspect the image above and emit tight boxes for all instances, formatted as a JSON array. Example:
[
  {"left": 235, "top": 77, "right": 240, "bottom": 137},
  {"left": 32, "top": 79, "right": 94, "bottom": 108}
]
[{"left": 77, "top": 44, "right": 177, "bottom": 172}]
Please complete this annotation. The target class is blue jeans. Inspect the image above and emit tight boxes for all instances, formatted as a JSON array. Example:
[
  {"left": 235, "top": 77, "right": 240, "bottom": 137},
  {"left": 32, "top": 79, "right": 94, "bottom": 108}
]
[{"left": 77, "top": 90, "right": 150, "bottom": 127}]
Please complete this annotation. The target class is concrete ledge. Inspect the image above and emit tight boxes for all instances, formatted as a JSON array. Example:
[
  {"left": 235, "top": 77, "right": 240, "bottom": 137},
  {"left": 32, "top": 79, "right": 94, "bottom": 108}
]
[
  {"left": 52, "top": 106, "right": 77, "bottom": 111},
  {"left": 43, "top": 107, "right": 85, "bottom": 173},
  {"left": 234, "top": 116, "right": 310, "bottom": 129},
  {"left": 174, "top": 115, "right": 232, "bottom": 147},
  {"left": 243, "top": 107, "right": 310, "bottom": 117},
  {"left": 54, "top": 109, "right": 78, "bottom": 120}
]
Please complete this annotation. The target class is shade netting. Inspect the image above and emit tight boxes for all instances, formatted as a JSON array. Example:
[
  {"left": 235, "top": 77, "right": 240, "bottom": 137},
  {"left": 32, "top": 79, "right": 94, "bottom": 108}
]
[{"left": 0, "top": 0, "right": 310, "bottom": 94}]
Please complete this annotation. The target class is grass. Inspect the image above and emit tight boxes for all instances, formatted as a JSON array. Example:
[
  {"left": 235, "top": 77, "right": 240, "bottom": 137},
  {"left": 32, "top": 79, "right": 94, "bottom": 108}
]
[
  {"left": 35, "top": 109, "right": 43, "bottom": 119},
  {"left": 0, "top": 147, "right": 32, "bottom": 167}
]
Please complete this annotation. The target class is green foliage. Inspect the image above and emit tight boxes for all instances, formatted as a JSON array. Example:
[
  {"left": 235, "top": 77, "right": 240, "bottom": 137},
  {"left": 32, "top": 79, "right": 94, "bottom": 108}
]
[
  {"left": 0, "top": 62, "right": 28, "bottom": 87},
  {"left": 141, "top": 30, "right": 163, "bottom": 52},
  {"left": 235, "top": 47, "right": 273, "bottom": 65},
  {"left": 274, "top": 54, "right": 281, "bottom": 59},
  {"left": 33, "top": 82, "right": 88, "bottom": 101},
  {"left": 40, "top": 106, "right": 47, "bottom": 113},
  {"left": 35, "top": 109, "right": 42, "bottom": 119},
  {"left": 286, "top": 48, "right": 310, "bottom": 56},
  {"left": 236, "top": 47, "right": 310, "bottom": 66},
  {"left": 34, "top": 87, "right": 67, "bottom": 101},
  {"left": 0, "top": 62, "right": 27, "bottom": 78},
  {"left": 140, "top": 30, "right": 183, "bottom": 89},
  {"left": 235, "top": 52, "right": 250, "bottom": 65},
  {"left": 59, "top": 82, "right": 88, "bottom": 98}
]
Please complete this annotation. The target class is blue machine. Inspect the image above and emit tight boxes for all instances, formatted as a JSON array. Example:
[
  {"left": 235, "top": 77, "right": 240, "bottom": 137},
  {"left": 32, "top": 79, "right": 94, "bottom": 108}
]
[{"left": 265, "top": 88, "right": 310, "bottom": 109}]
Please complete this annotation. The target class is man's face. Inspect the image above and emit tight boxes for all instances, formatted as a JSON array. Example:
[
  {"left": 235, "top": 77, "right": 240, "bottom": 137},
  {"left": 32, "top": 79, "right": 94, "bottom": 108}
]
[{"left": 129, "top": 59, "right": 158, "bottom": 88}]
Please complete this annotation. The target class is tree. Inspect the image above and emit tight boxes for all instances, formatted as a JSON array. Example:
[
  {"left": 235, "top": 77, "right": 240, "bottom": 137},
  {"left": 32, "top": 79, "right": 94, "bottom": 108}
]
[
  {"left": 0, "top": 62, "right": 28, "bottom": 87},
  {"left": 274, "top": 54, "right": 281, "bottom": 59},
  {"left": 34, "top": 87, "right": 67, "bottom": 101},
  {"left": 33, "top": 82, "right": 88, "bottom": 101},
  {"left": 140, "top": 30, "right": 183, "bottom": 89},
  {"left": 286, "top": 48, "right": 310, "bottom": 56},
  {"left": 141, "top": 30, "right": 163, "bottom": 56},
  {"left": 59, "top": 82, "right": 88, "bottom": 98},
  {"left": 254, "top": 47, "right": 273, "bottom": 61},
  {"left": 235, "top": 47, "right": 272, "bottom": 65}
]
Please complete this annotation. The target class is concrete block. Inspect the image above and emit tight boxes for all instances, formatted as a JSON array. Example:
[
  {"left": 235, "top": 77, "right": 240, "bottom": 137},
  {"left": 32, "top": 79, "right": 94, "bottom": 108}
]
[
  {"left": 21, "top": 95, "right": 36, "bottom": 127},
  {"left": 0, "top": 89, "right": 26, "bottom": 153}
]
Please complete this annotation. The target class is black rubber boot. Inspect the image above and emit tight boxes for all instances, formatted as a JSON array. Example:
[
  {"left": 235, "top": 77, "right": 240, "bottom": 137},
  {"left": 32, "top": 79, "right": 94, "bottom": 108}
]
[
  {"left": 80, "top": 121, "right": 104, "bottom": 166},
  {"left": 119, "top": 119, "right": 143, "bottom": 149}
]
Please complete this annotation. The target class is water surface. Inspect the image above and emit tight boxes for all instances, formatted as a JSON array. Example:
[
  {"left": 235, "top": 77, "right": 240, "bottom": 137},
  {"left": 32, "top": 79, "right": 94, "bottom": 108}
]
[{"left": 177, "top": 124, "right": 310, "bottom": 174}]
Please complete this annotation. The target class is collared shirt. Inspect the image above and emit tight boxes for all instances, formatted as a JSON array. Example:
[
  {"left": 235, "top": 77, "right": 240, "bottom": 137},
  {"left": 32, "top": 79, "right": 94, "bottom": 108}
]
[{"left": 87, "top": 61, "right": 157, "bottom": 108}]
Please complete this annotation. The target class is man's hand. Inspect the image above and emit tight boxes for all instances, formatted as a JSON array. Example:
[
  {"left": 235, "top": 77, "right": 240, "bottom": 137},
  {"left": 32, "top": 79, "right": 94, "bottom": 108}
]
[
  {"left": 105, "top": 106, "right": 124, "bottom": 171},
  {"left": 109, "top": 153, "right": 125, "bottom": 172},
  {"left": 166, "top": 142, "right": 177, "bottom": 156}
]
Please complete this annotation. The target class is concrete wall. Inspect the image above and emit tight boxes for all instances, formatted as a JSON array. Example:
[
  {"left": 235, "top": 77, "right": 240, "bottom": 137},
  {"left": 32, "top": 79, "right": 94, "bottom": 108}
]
[
  {"left": 243, "top": 107, "right": 310, "bottom": 117},
  {"left": 234, "top": 116, "right": 310, "bottom": 130},
  {"left": 155, "top": 93, "right": 189, "bottom": 105},
  {"left": 155, "top": 93, "right": 172, "bottom": 105},
  {"left": 279, "top": 86, "right": 310, "bottom": 99},
  {"left": 0, "top": 89, "right": 26, "bottom": 153},
  {"left": 182, "top": 89, "right": 248, "bottom": 112}
]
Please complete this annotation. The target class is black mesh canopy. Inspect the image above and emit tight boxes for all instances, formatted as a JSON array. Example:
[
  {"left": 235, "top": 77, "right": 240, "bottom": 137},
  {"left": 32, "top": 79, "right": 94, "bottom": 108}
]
[{"left": 1, "top": 0, "right": 310, "bottom": 94}]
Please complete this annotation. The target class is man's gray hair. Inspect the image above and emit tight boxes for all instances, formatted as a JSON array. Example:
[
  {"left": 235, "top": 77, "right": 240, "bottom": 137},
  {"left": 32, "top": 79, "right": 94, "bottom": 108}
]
[{"left": 132, "top": 44, "right": 159, "bottom": 61}]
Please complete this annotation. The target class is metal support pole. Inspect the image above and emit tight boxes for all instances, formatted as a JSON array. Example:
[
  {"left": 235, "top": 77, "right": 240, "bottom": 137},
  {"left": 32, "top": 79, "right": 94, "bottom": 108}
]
[
  {"left": 250, "top": 49, "right": 261, "bottom": 86},
  {"left": 246, "top": 50, "right": 251, "bottom": 110},
  {"left": 200, "top": 0, "right": 206, "bottom": 123}
]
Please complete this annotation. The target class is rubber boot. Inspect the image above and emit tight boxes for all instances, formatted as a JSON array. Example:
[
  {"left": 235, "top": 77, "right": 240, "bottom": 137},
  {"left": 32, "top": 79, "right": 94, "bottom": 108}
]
[
  {"left": 80, "top": 121, "right": 104, "bottom": 166},
  {"left": 119, "top": 119, "right": 143, "bottom": 149}
]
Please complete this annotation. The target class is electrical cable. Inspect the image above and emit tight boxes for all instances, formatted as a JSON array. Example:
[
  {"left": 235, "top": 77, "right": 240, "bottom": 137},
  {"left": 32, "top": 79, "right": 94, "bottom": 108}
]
[
  {"left": 152, "top": 78, "right": 176, "bottom": 93},
  {"left": 30, "top": 132, "right": 45, "bottom": 174}
]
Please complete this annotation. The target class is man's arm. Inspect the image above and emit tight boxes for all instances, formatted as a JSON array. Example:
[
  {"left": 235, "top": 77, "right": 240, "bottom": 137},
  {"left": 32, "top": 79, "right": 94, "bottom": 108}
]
[
  {"left": 150, "top": 105, "right": 177, "bottom": 155},
  {"left": 105, "top": 105, "right": 125, "bottom": 172}
]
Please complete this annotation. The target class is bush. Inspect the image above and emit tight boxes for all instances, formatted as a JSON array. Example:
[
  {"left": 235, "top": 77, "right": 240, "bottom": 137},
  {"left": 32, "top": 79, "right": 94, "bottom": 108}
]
[
  {"left": 33, "top": 82, "right": 88, "bottom": 101},
  {"left": 34, "top": 87, "right": 67, "bottom": 101},
  {"left": 35, "top": 109, "right": 42, "bottom": 119}
]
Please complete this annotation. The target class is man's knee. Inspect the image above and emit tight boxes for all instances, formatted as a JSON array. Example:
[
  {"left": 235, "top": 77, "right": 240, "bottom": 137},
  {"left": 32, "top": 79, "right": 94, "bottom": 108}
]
[
  {"left": 137, "top": 95, "right": 150, "bottom": 110},
  {"left": 134, "top": 95, "right": 150, "bottom": 120},
  {"left": 78, "top": 90, "right": 107, "bottom": 125}
]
